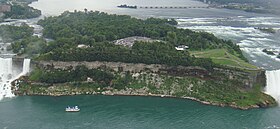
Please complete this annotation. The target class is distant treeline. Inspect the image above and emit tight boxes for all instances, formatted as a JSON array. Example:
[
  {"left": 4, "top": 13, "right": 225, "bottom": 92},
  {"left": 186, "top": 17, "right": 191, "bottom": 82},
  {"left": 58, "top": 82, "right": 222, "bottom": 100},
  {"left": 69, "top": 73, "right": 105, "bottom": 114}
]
[
  {"left": 198, "top": 0, "right": 263, "bottom": 4},
  {"left": 4, "top": 4, "right": 41, "bottom": 19}
]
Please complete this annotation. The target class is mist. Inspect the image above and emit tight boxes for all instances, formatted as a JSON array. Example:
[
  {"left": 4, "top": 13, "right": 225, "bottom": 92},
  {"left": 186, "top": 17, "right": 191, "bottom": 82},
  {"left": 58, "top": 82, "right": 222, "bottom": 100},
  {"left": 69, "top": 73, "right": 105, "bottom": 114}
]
[{"left": 257, "top": 0, "right": 280, "bottom": 14}]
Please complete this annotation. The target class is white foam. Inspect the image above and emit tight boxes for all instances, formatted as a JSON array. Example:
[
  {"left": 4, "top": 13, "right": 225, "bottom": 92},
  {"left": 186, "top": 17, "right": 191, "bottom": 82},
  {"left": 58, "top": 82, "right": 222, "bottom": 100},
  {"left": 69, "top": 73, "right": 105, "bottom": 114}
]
[
  {"left": 248, "top": 37, "right": 274, "bottom": 42},
  {"left": 177, "top": 18, "right": 216, "bottom": 25},
  {"left": 181, "top": 25, "right": 271, "bottom": 40},
  {"left": 0, "top": 58, "right": 14, "bottom": 100},
  {"left": 22, "top": 59, "right": 31, "bottom": 75},
  {"left": 0, "top": 58, "right": 31, "bottom": 101},
  {"left": 178, "top": 16, "right": 280, "bottom": 70},
  {"left": 249, "top": 22, "right": 280, "bottom": 26},
  {"left": 266, "top": 70, "right": 280, "bottom": 103}
]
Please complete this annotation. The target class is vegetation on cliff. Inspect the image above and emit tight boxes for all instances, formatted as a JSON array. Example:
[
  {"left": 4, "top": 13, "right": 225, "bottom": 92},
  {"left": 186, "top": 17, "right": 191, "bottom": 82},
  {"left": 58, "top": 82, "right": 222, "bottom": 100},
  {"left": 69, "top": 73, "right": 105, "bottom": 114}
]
[
  {"left": 29, "top": 66, "right": 114, "bottom": 86},
  {"left": 16, "top": 65, "right": 276, "bottom": 109},
  {"left": 8, "top": 10, "right": 275, "bottom": 109}
]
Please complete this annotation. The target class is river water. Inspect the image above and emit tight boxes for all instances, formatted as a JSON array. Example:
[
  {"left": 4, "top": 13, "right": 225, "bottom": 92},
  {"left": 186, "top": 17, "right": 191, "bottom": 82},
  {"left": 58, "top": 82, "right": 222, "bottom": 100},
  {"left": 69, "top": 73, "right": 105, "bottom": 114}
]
[
  {"left": 1, "top": 0, "right": 280, "bottom": 128},
  {"left": 30, "top": 0, "right": 280, "bottom": 70},
  {"left": 2, "top": 95, "right": 280, "bottom": 129}
]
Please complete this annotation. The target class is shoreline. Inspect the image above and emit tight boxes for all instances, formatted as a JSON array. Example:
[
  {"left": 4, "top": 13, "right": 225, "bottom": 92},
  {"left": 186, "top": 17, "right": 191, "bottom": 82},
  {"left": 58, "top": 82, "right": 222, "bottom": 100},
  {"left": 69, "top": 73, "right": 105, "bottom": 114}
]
[
  {"left": 4, "top": 6, "right": 277, "bottom": 111},
  {"left": 15, "top": 90, "right": 271, "bottom": 110}
]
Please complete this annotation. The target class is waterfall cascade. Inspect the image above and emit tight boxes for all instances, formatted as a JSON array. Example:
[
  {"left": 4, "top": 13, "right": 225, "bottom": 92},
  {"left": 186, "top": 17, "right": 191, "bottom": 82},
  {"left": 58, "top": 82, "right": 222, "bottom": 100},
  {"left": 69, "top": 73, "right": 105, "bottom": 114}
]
[
  {"left": 0, "top": 58, "right": 14, "bottom": 100},
  {"left": 266, "top": 70, "right": 280, "bottom": 103},
  {"left": 22, "top": 59, "right": 31, "bottom": 75},
  {"left": 0, "top": 58, "right": 31, "bottom": 100}
]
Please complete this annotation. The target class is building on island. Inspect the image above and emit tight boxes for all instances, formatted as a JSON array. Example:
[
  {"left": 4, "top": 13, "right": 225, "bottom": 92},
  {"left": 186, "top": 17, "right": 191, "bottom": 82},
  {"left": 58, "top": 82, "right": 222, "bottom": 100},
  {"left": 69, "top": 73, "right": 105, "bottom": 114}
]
[
  {"left": 77, "top": 44, "right": 89, "bottom": 48},
  {"left": 113, "top": 36, "right": 160, "bottom": 48},
  {"left": 175, "top": 45, "right": 189, "bottom": 51}
]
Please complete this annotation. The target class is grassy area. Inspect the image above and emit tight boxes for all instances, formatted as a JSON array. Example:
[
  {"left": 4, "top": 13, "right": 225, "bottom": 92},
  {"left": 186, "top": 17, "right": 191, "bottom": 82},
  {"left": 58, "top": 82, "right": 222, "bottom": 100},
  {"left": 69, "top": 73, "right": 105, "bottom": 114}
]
[{"left": 190, "top": 49, "right": 258, "bottom": 70}]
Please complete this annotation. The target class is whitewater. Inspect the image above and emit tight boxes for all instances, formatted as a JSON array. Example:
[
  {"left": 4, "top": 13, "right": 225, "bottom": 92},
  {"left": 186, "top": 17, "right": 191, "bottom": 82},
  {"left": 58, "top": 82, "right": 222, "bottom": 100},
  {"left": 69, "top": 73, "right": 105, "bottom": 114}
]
[
  {"left": 0, "top": 58, "right": 31, "bottom": 100},
  {"left": 176, "top": 16, "right": 280, "bottom": 103}
]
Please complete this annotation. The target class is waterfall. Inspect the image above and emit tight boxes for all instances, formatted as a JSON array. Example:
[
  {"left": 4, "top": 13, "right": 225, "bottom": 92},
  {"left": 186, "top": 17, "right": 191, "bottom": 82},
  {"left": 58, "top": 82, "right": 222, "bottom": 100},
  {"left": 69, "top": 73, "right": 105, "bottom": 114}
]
[
  {"left": 0, "top": 58, "right": 14, "bottom": 100},
  {"left": 265, "top": 70, "right": 280, "bottom": 103},
  {"left": 22, "top": 59, "right": 31, "bottom": 75},
  {"left": 0, "top": 58, "right": 31, "bottom": 100}
]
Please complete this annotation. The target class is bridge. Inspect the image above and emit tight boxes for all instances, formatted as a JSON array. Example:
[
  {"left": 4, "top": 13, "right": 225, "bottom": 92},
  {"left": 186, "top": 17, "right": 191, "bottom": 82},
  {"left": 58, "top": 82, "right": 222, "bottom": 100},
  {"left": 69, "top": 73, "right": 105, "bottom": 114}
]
[{"left": 138, "top": 6, "right": 210, "bottom": 9}]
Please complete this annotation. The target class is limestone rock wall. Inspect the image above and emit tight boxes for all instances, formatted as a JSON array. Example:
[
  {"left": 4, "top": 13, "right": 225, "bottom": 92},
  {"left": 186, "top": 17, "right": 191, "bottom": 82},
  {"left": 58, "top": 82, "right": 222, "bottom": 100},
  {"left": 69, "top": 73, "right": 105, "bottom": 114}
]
[{"left": 36, "top": 61, "right": 265, "bottom": 88}]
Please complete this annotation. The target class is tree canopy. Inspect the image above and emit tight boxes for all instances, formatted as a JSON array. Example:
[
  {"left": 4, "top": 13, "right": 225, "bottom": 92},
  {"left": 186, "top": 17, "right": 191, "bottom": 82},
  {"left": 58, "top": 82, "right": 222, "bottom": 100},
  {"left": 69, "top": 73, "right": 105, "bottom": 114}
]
[
  {"left": 13, "top": 10, "right": 246, "bottom": 70},
  {"left": 4, "top": 4, "right": 41, "bottom": 19}
]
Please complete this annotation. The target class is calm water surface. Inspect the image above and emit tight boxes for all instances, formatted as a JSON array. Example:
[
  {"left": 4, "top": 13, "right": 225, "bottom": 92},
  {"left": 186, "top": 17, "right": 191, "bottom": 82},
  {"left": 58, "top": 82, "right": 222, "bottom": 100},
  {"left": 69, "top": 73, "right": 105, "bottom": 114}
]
[
  {"left": 1, "top": 95, "right": 280, "bottom": 129},
  {"left": 1, "top": 0, "right": 280, "bottom": 128}
]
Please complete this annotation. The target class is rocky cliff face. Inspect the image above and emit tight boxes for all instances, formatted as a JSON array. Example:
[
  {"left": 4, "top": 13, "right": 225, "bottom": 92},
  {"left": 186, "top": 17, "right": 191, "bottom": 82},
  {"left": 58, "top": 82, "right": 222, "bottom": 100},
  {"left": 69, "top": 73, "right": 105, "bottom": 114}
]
[
  {"left": 37, "top": 61, "right": 264, "bottom": 88},
  {"left": 16, "top": 61, "right": 275, "bottom": 110},
  {"left": 213, "top": 67, "right": 266, "bottom": 88}
]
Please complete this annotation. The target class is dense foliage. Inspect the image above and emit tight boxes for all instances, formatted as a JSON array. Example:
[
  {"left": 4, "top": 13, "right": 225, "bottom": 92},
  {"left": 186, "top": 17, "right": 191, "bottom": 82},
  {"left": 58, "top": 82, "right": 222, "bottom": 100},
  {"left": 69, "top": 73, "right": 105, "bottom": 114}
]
[
  {"left": 4, "top": 4, "right": 41, "bottom": 19},
  {"left": 25, "top": 64, "right": 276, "bottom": 108},
  {"left": 38, "top": 41, "right": 214, "bottom": 69},
  {"left": 30, "top": 65, "right": 114, "bottom": 86},
  {"left": 0, "top": 24, "right": 46, "bottom": 56},
  {"left": 35, "top": 11, "right": 246, "bottom": 69},
  {"left": 0, "top": 24, "right": 33, "bottom": 42},
  {"left": 38, "top": 11, "right": 241, "bottom": 51},
  {"left": 11, "top": 36, "right": 46, "bottom": 55}
]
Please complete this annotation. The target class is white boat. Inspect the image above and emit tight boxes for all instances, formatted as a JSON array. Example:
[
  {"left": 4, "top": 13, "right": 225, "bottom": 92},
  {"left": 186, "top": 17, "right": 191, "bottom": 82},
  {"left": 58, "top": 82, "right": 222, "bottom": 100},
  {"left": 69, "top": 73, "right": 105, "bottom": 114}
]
[{"left": 65, "top": 106, "right": 80, "bottom": 112}]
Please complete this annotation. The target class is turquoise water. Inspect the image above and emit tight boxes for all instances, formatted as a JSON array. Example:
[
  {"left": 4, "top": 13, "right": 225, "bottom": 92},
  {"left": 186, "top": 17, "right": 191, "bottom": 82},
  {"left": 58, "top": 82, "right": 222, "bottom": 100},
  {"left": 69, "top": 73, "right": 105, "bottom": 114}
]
[
  {"left": 1, "top": 95, "right": 280, "bottom": 129},
  {"left": 0, "top": 0, "right": 279, "bottom": 128}
]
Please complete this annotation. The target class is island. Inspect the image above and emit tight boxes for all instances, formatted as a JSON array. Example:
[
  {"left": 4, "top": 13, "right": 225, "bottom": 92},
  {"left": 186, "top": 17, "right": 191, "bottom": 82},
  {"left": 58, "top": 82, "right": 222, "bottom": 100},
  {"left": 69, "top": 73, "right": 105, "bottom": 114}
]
[
  {"left": 0, "top": 0, "right": 41, "bottom": 20},
  {"left": 8, "top": 10, "right": 276, "bottom": 110},
  {"left": 117, "top": 4, "right": 137, "bottom": 9},
  {"left": 262, "top": 49, "right": 280, "bottom": 59},
  {"left": 256, "top": 27, "right": 276, "bottom": 34},
  {"left": 197, "top": 0, "right": 279, "bottom": 14},
  {"left": 262, "top": 49, "right": 275, "bottom": 55}
]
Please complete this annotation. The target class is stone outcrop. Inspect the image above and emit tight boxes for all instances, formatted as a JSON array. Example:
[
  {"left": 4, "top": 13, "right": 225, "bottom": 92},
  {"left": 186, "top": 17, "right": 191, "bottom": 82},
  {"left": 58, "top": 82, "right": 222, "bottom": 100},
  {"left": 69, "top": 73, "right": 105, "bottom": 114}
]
[
  {"left": 37, "top": 61, "right": 264, "bottom": 88},
  {"left": 15, "top": 61, "right": 276, "bottom": 110}
]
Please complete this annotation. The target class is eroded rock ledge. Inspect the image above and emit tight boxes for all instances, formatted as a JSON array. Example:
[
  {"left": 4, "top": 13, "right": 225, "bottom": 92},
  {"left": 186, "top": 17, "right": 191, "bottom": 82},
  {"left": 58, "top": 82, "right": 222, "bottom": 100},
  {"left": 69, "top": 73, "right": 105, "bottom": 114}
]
[{"left": 13, "top": 61, "right": 277, "bottom": 110}]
